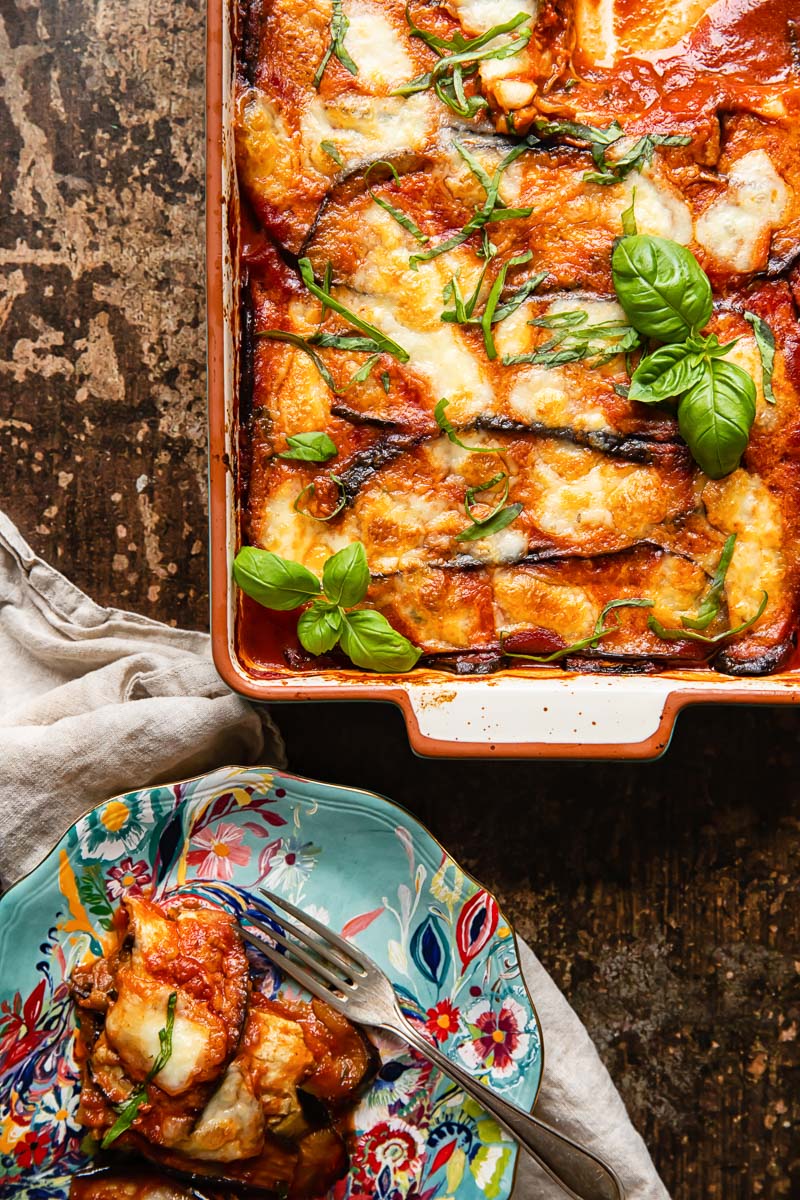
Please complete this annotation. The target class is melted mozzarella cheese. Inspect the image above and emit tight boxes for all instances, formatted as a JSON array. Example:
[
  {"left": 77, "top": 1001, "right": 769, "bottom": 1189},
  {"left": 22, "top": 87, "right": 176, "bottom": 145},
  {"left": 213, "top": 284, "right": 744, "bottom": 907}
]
[
  {"left": 341, "top": 288, "right": 494, "bottom": 411},
  {"left": 702, "top": 471, "right": 783, "bottom": 623},
  {"left": 623, "top": 171, "right": 692, "bottom": 243},
  {"left": 302, "top": 92, "right": 434, "bottom": 173},
  {"left": 105, "top": 981, "right": 214, "bottom": 1096},
  {"left": 343, "top": 3, "right": 413, "bottom": 87},
  {"left": 449, "top": 0, "right": 537, "bottom": 35},
  {"left": 694, "top": 150, "right": 789, "bottom": 273},
  {"left": 175, "top": 1062, "right": 264, "bottom": 1161}
]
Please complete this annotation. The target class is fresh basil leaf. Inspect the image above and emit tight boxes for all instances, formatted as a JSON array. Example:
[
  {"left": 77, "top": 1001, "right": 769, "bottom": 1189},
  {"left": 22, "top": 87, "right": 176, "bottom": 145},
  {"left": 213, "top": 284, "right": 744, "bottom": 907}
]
[
  {"left": 298, "top": 258, "right": 409, "bottom": 362},
  {"left": 629, "top": 344, "right": 705, "bottom": 404},
  {"left": 339, "top": 609, "right": 422, "bottom": 672},
  {"left": 743, "top": 311, "right": 776, "bottom": 404},
  {"left": 681, "top": 533, "right": 736, "bottom": 631},
  {"left": 455, "top": 501, "right": 523, "bottom": 542},
  {"left": 313, "top": 0, "right": 357, "bottom": 88},
  {"left": 278, "top": 431, "right": 338, "bottom": 462},
  {"left": 612, "top": 235, "right": 712, "bottom": 342},
  {"left": 481, "top": 251, "right": 532, "bottom": 360},
  {"left": 434, "top": 397, "right": 503, "bottom": 454},
  {"left": 297, "top": 601, "right": 345, "bottom": 655},
  {"left": 322, "top": 541, "right": 369, "bottom": 607},
  {"left": 293, "top": 473, "right": 347, "bottom": 522},
  {"left": 677, "top": 357, "right": 756, "bottom": 478},
  {"left": 320, "top": 140, "right": 344, "bottom": 167},
  {"left": 648, "top": 590, "right": 767, "bottom": 644},
  {"left": 233, "top": 547, "right": 321, "bottom": 610},
  {"left": 365, "top": 161, "right": 429, "bottom": 244},
  {"left": 503, "top": 598, "right": 653, "bottom": 662},
  {"left": 102, "top": 993, "right": 178, "bottom": 1148},
  {"left": 381, "top": 371, "right": 391, "bottom": 393}
]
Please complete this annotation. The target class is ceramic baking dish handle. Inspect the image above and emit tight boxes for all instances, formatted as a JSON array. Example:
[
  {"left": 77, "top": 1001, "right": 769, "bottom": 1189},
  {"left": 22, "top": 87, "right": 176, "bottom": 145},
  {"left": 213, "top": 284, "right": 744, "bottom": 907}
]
[{"left": 404, "top": 676, "right": 680, "bottom": 757}]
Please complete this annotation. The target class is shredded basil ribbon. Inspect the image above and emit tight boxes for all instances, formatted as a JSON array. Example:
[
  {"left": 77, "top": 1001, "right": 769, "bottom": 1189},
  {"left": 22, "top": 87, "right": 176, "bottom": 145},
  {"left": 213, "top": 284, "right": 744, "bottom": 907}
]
[
  {"left": 534, "top": 118, "right": 691, "bottom": 186},
  {"left": 364, "top": 161, "right": 429, "bottom": 244},
  {"left": 395, "top": 8, "right": 532, "bottom": 117},
  {"left": 313, "top": 0, "right": 358, "bottom": 88},
  {"left": 410, "top": 142, "right": 532, "bottom": 269},
  {"left": 503, "top": 599, "right": 654, "bottom": 662},
  {"left": 102, "top": 992, "right": 178, "bottom": 1148},
  {"left": 293, "top": 473, "right": 347, "bottom": 522}
]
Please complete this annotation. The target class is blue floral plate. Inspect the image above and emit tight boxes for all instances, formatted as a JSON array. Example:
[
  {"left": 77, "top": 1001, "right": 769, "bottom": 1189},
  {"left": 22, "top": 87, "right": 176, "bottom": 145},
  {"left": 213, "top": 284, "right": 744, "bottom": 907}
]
[{"left": 0, "top": 766, "right": 542, "bottom": 1199}]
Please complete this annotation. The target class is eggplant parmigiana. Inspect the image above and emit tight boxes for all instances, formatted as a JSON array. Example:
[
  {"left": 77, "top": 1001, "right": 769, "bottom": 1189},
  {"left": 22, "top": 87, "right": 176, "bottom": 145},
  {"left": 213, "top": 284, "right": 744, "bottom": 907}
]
[
  {"left": 234, "top": 0, "right": 800, "bottom": 676},
  {"left": 68, "top": 896, "right": 374, "bottom": 1198}
]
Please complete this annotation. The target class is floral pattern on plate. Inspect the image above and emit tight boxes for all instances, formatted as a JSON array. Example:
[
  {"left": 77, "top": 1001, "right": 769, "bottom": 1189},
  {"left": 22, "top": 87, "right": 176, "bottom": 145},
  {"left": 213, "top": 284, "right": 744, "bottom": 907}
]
[{"left": 0, "top": 766, "right": 542, "bottom": 1200}]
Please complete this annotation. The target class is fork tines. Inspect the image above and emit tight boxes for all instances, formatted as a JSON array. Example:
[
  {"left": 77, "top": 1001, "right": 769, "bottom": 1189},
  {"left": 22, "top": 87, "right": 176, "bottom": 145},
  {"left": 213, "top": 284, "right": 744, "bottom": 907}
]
[{"left": 240, "top": 887, "right": 367, "bottom": 1011}]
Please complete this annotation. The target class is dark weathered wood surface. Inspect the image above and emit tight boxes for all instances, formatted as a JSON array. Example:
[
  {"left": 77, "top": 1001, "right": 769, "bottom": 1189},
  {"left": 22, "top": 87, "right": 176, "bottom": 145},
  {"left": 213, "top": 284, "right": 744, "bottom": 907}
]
[{"left": 0, "top": 2, "right": 797, "bottom": 1196}]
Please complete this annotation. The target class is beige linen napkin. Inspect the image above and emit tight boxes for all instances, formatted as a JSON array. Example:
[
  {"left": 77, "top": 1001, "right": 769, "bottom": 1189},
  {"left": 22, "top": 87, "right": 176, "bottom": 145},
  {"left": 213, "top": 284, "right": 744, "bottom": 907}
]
[
  {"left": 0, "top": 511, "right": 285, "bottom": 886},
  {"left": 0, "top": 511, "right": 667, "bottom": 1200}
]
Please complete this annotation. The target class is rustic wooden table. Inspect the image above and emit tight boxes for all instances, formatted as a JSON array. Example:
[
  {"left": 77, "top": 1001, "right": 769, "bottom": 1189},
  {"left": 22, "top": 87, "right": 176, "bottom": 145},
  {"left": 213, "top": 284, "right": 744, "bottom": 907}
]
[{"left": 1, "top": 2, "right": 797, "bottom": 1196}]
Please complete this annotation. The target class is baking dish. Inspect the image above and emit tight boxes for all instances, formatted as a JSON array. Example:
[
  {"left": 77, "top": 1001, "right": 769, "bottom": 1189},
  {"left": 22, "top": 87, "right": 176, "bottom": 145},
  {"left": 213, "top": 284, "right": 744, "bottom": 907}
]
[{"left": 206, "top": 0, "right": 800, "bottom": 759}]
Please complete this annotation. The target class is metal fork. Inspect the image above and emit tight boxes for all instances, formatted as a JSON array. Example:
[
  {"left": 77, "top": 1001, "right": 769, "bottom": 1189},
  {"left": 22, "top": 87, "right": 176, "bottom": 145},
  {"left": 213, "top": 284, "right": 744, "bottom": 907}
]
[{"left": 241, "top": 888, "right": 625, "bottom": 1200}]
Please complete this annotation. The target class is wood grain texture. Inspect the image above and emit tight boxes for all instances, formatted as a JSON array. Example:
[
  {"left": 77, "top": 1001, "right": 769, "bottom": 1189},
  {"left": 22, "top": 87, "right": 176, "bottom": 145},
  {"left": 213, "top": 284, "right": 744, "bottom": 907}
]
[{"left": 0, "top": 1, "right": 797, "bottom": 1196}]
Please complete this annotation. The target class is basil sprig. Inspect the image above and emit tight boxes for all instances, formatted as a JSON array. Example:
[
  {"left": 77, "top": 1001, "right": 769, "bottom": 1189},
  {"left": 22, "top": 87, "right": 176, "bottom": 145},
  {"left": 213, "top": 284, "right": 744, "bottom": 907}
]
[
  {"left": 533, "top": 118, "right": 691, "bottom": 186},
  {"left": 504, "top": 308, "right": 641, "bottom": 369},
  {"left": 502, "top": 598, "right": 654, "bottom": 662},
  {"left": 395, "top": 8, "right": 532, "bottom": 118},
  {"left": 410, "top": 142, "right": 532, "bottom": 269},
  {"left": 743, "top": 311, "right": 776, "bottom": 405},
  {"left": 233, "top": 542, "right": 421, "bottom": 673},
  {"left": 278, "top": 432, "right": 337, "bottom": 463},
  {"left": 612, "top": 234, "right": 758, "bottom": 477},
  {"left": 102, "top": 992, "right": 178, "bottom": 1149},
  {"left": 313, "top": 0, "right": 357, "bottom": 88}
]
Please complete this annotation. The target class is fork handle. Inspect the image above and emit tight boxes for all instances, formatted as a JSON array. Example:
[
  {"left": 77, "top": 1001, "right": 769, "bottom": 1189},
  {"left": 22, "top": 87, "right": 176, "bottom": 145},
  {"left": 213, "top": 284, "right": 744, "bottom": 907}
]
[{"left": 395, "top": 1020, "right": 625, "bottom": 1200}]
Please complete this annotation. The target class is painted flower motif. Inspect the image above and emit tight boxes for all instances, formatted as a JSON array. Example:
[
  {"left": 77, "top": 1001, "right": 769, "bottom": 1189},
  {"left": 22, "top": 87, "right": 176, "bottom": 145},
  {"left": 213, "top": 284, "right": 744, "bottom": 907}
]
[
  {"left": 32, "top": 1085, "right": 80, "bottom": 1141},
  {"left": 186, "top": 821, "right": 251, "bottom": 881},
  {"left": 83, "top": 795, "right": 154, "bottom": 860},
  {"left": 353, "top": 1118, "right": 425, "bottom": 1189},
  {"left": 425, "top": 999, "right": 460, "bottom": 1043},
  {"left": 259, "top": 837, "right": 319, "bottom": 893},
  {"left": 362, "top": 1056, "right": 432, "bottom": 1112},
  {"left": 13, "top": 1128, "right": 49, "bottom": 1170},
  {"left": 106, "top": 857, "right": 152, "bottom": 899},
  {"left": 458, "top": 995, "right": 530, "bottom": 1080}
]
